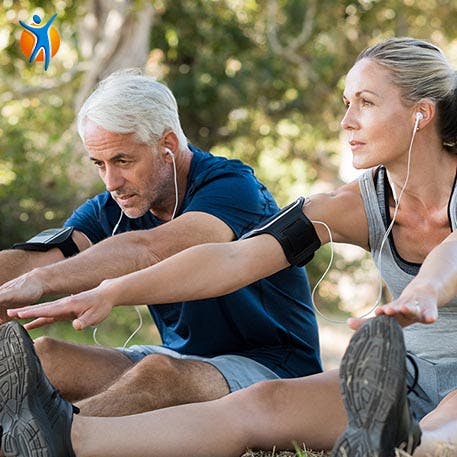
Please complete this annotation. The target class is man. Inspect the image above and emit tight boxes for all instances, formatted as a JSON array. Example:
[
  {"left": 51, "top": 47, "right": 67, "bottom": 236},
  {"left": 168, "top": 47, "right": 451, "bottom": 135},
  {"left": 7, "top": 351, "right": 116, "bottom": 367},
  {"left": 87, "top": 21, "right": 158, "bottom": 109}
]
[{"left": 0, "top": 70, "right": 321, "bottom": 417}]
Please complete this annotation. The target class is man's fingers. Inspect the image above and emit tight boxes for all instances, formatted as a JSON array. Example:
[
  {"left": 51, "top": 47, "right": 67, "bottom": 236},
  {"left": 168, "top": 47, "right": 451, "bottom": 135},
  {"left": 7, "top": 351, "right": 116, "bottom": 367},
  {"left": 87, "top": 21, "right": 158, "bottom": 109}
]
[
  {"left": 12, "top": 300, "right": 69, "bottom": 319},
  {"left": 73, "top": 306, "right": 104, "bottom": 330},
  {"left": 72, "top": 318, "right": 86, "bottom": 331},
  {"left": 24, "top": 317, "right": 56, "bottom": 330}
]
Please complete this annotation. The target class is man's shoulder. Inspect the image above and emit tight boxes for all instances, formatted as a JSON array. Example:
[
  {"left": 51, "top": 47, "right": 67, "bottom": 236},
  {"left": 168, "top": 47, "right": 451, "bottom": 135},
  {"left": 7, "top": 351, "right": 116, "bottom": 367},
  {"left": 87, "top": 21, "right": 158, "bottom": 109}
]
[
  {"left": 187, "top": 145, "right": 259, "bottom": 194},
  {"left": 189, "top": 145, "right": 254, "bottom": 177}
]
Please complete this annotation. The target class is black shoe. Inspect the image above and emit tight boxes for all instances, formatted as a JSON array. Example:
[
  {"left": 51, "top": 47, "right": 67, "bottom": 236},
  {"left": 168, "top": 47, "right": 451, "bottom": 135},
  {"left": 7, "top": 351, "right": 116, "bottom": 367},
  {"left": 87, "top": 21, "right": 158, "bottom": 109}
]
[
  {"left": 331, "top": 315, "right": 422, "bottom": 457},
  {"left": 0, "top": 321, "right": 77, "bottom": 457}
]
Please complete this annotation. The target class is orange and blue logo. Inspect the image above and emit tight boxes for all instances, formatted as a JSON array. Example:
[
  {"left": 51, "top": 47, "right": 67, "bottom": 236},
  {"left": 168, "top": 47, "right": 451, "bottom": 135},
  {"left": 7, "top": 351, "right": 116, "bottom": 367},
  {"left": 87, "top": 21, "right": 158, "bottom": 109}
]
[{"left": 19, "top": 13, "right": 60, "bottom": 71}]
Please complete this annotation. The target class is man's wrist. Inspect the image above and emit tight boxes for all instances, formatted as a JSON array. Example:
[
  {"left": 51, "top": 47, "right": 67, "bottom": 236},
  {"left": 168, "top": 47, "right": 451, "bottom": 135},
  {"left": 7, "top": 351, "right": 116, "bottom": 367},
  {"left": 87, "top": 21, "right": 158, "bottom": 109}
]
[{"left": 30, "top": 267, "right": 53, "bottom": 298}]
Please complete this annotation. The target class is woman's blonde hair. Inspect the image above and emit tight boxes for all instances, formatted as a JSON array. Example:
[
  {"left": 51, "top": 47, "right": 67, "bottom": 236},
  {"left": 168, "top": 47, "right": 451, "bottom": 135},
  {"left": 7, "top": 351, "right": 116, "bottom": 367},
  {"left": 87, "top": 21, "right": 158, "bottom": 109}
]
[{"left": 358, "top": 37, "right": 457, "bottom": 151}]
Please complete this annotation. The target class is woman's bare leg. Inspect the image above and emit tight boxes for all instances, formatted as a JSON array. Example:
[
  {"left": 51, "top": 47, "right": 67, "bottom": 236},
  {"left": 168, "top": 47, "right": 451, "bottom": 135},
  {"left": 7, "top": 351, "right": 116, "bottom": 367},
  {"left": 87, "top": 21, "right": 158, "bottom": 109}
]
[
  {"left": 72, "top": 369, "right": 346, "bottom": 457},
  {"left": 414, "top": 389, "right": 457, "bottom": 456}
]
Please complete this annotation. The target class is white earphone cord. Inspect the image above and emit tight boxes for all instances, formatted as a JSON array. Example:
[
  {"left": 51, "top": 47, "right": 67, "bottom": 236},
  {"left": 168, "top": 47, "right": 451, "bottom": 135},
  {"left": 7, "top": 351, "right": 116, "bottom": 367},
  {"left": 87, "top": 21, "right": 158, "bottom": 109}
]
[
  {"left": 93, "top": 151, "right": 179, "bottom": 346},
  {"left": 311, "top": 114, "right": 421, "bottom": 324}
]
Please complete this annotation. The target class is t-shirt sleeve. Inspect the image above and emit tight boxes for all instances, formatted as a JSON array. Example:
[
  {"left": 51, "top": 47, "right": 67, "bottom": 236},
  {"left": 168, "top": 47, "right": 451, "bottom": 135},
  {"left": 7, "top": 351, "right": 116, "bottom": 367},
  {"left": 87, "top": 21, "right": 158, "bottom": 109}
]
[
  {"left": 64, "top": 195, "right": 109, "bottom": 244},
  {"left": 183, "top": 170, "right": 277, "bottom": 239}
]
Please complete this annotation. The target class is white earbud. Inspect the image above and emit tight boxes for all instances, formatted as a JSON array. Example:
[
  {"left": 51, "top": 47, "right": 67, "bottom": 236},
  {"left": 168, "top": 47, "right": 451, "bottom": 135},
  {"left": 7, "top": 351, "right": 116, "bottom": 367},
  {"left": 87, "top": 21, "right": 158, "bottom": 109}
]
[
  {"left": 416, "top": 112, "right": 424, "bottom": 121},
  {"left": 165, "top": 147, "right": 175, "bottom": 158}
]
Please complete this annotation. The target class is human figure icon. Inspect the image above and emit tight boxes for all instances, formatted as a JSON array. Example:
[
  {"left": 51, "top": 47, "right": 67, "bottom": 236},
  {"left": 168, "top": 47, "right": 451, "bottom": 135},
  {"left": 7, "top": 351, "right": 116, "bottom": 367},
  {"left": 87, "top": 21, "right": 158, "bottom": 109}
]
[{"left": 19, "top": 13, "right": 57, "bottom": 71}]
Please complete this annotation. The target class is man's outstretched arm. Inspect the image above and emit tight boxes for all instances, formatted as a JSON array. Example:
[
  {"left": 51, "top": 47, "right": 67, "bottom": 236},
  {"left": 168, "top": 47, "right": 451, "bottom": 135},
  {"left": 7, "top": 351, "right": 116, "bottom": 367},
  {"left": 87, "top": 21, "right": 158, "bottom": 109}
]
[
  {"left": 0, "top": 212, "right": 234, "bottom": 310},
  {"left": 0, "top": 230, "right": 91, "bottom": 286}
]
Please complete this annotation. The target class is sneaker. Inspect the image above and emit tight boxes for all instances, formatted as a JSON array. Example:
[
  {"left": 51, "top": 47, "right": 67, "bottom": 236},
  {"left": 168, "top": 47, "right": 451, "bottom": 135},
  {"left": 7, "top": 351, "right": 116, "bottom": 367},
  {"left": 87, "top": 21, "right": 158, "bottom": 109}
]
[
  {"left": 331, "top": 315, "right": 422, "bottom": 457},
  {"left": 0, "top": 321, "right": 77, "bottom": 457}
]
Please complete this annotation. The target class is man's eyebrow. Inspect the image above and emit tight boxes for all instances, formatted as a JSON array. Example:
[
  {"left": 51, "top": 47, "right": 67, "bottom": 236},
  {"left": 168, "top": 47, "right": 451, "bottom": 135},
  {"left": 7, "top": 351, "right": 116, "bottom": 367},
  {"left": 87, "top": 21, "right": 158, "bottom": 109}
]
[{"left": 89, "top": 153, "right": 131, "bottom": 162}]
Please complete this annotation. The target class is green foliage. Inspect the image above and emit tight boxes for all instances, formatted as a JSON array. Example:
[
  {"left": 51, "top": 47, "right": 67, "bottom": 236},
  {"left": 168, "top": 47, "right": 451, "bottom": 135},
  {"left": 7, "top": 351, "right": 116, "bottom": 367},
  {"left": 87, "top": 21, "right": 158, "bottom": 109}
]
[
  {"left": 3, "top": 0, "right": 457, "bottom": 341},
  {"left": 0, "top": 0, "right": 95, "bottom": 248},
  {"left": 28, "top": 306, "right": 161, "bottom": 346}
]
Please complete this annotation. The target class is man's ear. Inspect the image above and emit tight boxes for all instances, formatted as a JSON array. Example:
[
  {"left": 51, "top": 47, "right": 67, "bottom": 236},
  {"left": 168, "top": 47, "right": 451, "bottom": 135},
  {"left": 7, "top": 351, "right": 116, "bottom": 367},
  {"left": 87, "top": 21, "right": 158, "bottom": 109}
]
[{"left": 160, "top": 131, "right": 179, "bottom": 159}]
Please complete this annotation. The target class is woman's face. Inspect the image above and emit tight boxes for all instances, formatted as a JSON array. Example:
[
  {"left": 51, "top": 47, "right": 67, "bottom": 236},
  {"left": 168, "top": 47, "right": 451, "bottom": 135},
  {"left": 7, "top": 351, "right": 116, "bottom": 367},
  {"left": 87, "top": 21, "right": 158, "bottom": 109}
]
[{"left": 341, "top": 58, "right": 415, "bottom": 169}]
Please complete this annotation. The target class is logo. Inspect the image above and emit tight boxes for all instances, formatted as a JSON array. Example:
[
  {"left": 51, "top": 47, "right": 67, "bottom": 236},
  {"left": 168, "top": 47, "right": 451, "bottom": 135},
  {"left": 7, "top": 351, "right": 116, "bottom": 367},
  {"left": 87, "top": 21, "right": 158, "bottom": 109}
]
[{"left": 19, "top": 13, "right": 60, "bottom": 71}]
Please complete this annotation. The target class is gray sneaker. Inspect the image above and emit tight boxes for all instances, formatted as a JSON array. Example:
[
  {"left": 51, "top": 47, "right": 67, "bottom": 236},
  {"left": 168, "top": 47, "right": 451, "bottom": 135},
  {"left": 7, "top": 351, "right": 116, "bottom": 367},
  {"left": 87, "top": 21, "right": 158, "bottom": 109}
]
[
  {"left": 331, "top": 315, "right": 422, "bottom": 457},
  {"left": 0, "top": 321, "right": 77, "bottom": 457}
]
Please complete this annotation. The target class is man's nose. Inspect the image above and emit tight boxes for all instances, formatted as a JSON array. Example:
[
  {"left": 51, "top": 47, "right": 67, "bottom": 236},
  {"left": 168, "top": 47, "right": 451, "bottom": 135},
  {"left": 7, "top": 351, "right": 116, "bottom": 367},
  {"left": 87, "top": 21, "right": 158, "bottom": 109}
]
[{"left": 104, "top": 167, "right": 125, "bottom": 192}]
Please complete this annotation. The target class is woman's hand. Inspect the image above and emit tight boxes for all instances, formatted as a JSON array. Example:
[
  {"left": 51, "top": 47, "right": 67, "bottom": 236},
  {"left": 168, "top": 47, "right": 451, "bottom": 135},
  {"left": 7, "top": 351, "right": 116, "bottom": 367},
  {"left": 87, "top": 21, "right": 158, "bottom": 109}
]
[{"left": 348, "top": 284, "right": 439, "bottom": 330}]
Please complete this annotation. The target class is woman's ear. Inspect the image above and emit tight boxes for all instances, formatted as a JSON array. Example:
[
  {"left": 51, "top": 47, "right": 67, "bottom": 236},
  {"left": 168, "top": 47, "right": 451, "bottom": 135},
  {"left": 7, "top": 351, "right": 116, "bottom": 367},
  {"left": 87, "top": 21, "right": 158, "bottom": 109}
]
[{"left": 414, "top": 99, "right": 436, "bottom": 129}]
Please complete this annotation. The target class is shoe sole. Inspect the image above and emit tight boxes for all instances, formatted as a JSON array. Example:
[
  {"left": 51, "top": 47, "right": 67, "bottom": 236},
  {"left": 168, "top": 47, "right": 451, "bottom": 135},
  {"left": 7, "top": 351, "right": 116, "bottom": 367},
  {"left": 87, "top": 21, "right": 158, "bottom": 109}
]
[
  {"left": 332, "top": 316, "right": 406, "bottom": 457},
  {"left": 0, "top": 322, "right": 50, "bottom": 457}
]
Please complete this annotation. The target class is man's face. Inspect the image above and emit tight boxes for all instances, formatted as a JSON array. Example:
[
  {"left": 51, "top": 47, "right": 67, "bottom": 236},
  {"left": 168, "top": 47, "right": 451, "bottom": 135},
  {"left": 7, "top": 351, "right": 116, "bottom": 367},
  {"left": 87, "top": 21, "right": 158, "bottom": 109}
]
[{"left": 84, "top": 121, "right": 173, "bottom": 218}]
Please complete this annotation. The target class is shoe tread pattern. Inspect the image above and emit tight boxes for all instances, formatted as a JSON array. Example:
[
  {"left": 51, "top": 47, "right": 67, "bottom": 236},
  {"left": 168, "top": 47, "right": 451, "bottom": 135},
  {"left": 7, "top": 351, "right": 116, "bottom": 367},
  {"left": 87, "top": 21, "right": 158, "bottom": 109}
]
[
  {"left": 0, "top": 322, "right": 50, "bottom": 457},
  {"left": 332, "top": 316, "right": 405, "bottom": 457}
]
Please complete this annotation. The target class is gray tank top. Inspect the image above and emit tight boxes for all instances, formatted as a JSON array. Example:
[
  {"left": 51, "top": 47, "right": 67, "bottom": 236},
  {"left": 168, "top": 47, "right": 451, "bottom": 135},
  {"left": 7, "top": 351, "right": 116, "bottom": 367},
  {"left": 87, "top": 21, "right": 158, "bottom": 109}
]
[{"left": 359, "top": 167, "right": 457, "bottom": 364}]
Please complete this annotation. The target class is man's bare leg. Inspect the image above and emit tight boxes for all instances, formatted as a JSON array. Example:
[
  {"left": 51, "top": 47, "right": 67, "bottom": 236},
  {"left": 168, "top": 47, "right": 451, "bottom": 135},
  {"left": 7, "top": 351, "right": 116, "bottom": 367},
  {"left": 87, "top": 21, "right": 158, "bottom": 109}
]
[
  {"left": 34, "top": 337, "right": 134, "bottom": 402},
  {"left": 414, "top": 389, "right": 457, "bottom": 456},
  {"left": 71, "top": 370, "right": 346, "bottom": 457},
  {"left": 76, "top": 354, "right": 230, "bottom": 416},
  {"left": 35, "top": 337, "right": 230, "bottom": 416}
]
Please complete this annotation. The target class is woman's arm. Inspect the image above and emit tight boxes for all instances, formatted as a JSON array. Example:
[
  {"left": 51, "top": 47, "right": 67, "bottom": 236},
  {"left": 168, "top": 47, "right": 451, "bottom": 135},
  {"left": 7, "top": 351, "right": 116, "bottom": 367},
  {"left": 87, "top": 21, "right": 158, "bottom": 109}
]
[
  {"left": 350, "top": 230, "right": 457, "bottom": 328},
  {"left": 9, "top": 234, "right": 289, "bottom": 330},
  {"left": 9, "top": 182, "right": 369, "bottom": 331}
]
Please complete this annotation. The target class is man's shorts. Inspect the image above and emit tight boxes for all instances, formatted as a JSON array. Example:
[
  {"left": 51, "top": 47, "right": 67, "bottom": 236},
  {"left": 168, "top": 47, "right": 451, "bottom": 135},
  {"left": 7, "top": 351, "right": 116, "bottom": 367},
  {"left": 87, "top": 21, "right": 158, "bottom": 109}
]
[
  {"left": 407, "top": 352, "right": 457, "bottom": 420},
  {"left": 118, "top": 344, "right": 280, "bottom": 393}
]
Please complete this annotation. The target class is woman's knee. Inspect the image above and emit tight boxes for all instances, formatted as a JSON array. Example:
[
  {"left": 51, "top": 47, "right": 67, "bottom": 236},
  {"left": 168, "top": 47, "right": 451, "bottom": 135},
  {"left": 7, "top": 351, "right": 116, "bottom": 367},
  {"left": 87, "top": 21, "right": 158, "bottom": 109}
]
[{"left": 229, "top": 379, "right": 289, "bottom": 421}]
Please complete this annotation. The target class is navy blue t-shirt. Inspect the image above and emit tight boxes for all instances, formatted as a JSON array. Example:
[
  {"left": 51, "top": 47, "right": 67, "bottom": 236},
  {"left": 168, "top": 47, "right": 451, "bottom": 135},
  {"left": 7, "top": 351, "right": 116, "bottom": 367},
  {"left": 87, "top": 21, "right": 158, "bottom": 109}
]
[{"left": 65, "top": 145, "right": 322, "bottom": 378}]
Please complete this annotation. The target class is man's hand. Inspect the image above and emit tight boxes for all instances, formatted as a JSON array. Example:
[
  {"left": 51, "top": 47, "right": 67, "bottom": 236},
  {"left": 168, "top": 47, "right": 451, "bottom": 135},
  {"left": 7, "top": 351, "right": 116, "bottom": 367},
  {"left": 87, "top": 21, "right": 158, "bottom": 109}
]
[
  {"left": 348, "top": 285, "right": 439, "bottom": 330},
  {"left": 8, "top": 280, "right": 115, "bottom": 331},
  {"left": 0, "top": 271, "right": 45, "bottom": 323}
]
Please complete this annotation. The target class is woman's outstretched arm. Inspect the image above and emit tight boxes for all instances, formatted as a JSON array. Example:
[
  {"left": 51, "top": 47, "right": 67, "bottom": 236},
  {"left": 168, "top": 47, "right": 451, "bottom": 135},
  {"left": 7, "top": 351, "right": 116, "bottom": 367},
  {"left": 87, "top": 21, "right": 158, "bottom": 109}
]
[
  {"left": 9, "top": 234, "right": 289, "bottom": 330},
  {"left": 350, "top": 230, "right": 457, "bottom": 329}
]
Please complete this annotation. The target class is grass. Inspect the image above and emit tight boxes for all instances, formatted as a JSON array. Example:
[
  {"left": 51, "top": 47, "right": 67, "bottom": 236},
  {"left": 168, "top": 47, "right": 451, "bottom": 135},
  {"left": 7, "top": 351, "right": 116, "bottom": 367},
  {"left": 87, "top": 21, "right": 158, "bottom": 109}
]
[
  {"left": 242, "top": 444, "right": 457, "bottom": 457},
  {"left": 242, "top": 447, "right": 329, "bottom": 457}
]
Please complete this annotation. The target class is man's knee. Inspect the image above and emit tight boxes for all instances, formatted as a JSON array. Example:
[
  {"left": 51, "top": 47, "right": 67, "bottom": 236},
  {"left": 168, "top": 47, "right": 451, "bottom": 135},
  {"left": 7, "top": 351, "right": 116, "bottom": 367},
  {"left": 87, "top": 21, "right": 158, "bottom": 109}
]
[
  {"left": 34, "top": 336, "right": 63, "bottom": 368},
  {"left": 124, "top": 354, "right": 181, "bottom": 385},
  {"left": 123, "top": 354, "right": 229, "bottom": 402}
]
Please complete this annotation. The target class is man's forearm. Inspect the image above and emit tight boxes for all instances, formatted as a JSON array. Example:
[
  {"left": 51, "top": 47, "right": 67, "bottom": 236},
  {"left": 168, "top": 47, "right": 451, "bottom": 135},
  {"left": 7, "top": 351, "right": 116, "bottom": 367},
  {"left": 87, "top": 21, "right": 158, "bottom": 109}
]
[
  {"left": 0, "top": 249, "right": 63, "bottom": 285},
  {"left": 34, "top": 231, "right": 161, "bottom": 296}
]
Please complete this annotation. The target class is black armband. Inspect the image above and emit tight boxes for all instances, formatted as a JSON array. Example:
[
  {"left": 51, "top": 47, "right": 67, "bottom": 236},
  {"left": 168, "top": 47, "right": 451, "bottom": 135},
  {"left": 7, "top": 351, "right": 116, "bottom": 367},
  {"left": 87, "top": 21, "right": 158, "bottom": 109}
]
[
  {"left": 12, "top": 227, "right": 80, "bottom": 258},
  {"left": 241, "top": 197, "right": 321, "bottom": 266}
]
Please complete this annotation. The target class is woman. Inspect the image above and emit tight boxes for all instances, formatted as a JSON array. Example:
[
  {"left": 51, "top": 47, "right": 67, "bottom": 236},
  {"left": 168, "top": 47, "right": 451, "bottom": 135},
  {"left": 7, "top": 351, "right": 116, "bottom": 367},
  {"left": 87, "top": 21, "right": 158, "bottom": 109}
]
[{"left": 3, "top": 37, "right": 457, "bottom": 457}]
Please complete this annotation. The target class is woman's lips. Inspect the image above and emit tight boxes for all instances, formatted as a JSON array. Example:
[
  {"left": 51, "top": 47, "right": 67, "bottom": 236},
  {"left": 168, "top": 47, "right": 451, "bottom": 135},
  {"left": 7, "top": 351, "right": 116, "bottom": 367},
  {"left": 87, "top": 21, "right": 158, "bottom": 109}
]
[{"left": 349, "top": 140, "right": 366, "bottom": 151}]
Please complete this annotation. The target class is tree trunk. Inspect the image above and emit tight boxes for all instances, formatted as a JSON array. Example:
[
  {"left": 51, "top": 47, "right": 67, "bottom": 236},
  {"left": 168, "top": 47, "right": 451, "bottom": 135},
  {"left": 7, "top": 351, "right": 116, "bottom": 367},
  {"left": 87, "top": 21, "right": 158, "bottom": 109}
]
[{"left": 75, "top": 0, "right": 155, "bottom": 111}]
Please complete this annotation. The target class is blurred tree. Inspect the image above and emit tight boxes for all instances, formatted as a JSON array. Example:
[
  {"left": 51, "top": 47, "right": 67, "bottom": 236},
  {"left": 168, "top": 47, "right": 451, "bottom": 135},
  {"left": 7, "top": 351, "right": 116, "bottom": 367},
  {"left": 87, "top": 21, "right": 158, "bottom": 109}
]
[{"left": 2, "top": 0, "right": 457, "bottom": 341}]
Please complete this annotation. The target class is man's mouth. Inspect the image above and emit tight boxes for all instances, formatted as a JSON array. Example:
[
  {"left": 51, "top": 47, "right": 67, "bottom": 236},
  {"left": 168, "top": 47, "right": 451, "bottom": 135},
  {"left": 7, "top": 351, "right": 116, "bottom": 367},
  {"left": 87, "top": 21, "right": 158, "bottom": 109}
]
[{"left": 115, "top": 194, "right": 136, "bottom": 204}]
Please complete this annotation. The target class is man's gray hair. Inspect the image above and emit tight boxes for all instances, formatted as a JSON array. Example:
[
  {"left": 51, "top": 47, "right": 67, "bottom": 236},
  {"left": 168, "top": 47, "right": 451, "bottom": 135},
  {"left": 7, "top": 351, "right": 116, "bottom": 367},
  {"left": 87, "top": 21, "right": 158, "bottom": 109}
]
[{"left": 77, "top": 69, "right": 188, "bottom": 149}]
